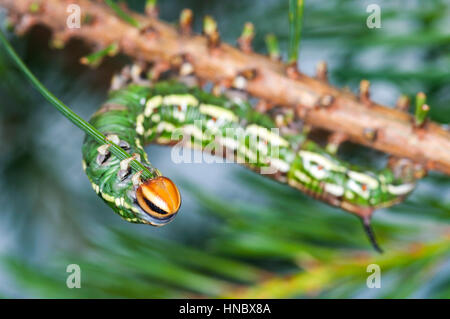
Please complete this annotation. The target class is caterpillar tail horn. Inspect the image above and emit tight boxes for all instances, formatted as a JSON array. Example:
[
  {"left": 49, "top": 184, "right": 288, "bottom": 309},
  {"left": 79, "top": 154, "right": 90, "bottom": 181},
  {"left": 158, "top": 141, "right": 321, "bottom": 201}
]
[{"left": 362, "top": 216, "right": 383, "bottom": 253}]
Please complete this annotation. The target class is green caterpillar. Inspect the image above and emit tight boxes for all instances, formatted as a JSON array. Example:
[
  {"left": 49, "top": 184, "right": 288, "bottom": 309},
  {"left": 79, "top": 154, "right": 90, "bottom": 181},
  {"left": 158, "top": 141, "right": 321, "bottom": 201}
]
[{"left": 82, "top": 78, "right": 417, "bottom": 251}]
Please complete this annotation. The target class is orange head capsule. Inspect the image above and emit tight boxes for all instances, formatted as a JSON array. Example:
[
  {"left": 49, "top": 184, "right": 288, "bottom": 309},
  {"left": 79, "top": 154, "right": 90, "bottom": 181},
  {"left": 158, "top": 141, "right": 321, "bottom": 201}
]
[{"left": 136, "top": 176, "right": 181, "bottom": 226}]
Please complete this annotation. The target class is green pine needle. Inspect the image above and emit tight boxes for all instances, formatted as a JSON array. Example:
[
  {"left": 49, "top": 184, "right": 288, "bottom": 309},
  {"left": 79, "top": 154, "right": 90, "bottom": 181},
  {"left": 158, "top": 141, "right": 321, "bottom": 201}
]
[
  {"left": 288, "top": 0, "right": 304, "bottom": 64},
  {"left": 105, "top": 0, "right": 141, "bottom": 28},
  {"left": 0, "top": 30, "right": 152, "bottom": 179},
  {"left": 80, "top": 43, "right": 119, "bottom": 67},
  {"left": 265, "top": 33, "right": 281, "bottom": 60}
]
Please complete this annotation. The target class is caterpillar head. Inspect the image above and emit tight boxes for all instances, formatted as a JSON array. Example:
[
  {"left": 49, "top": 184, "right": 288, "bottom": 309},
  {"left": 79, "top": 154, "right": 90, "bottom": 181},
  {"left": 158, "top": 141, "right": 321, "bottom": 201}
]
[{"left": 136, "top": 176, "right": 181, "bottom": 226}]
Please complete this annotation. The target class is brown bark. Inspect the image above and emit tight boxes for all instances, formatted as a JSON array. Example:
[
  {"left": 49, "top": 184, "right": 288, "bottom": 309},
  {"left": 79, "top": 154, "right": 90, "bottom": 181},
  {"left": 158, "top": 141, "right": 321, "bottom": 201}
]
[{"left": 1, "top": 0, "right": 450, "bottom": 175}]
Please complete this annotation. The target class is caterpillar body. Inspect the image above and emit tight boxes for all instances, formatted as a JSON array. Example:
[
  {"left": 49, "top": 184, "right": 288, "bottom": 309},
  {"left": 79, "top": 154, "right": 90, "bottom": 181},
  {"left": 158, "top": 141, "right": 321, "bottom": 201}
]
[{"left": 82, "top": 80, "right": 416, "bottom": 249}]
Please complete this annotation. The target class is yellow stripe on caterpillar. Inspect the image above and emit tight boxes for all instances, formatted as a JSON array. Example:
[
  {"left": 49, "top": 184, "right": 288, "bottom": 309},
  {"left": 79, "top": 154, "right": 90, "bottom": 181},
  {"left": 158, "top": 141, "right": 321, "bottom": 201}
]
[
  {"left": 183, "top": 124, "right": 204, "bottom": 140},
  {"left": 151, "top": 113, "right": 161, "bottom": 122},
  {"left": 101, "top": 192, "right": 116, "bottom": 203},
  {"left": 199, "top": 104, "right": 238, "bottom": 122},
  {"left": 131, "top": 206, "right": 140, "bottom": 214},
  {"left": 115, "top": 197, "right": 124, "bottom": 208},
  {"left": 144, "top": 128, "right": 154, "bottom": 138},
  {"left": 324, "top": 183, "right": 345, "bottom": 197},
  {"left": 347, "top": 170, "right": 379, "bottom": 189},
  {"left": 218, "top": 137, "right": 239, "bottom": 150},
  {"left": 255, "top": 140, "right": 269, "bottom": 155},
  {"left": 91, "top": 182, "right": 100, "bottom": 194},
  {"left": 378, "top": 174, "right": 388, "bottom": 193},
  {"left": 124, "top": 217, "right": 139, "bottom": 223},
  {"left": 156, "top": 121, "right": 177, "bottom": 133},
  {"left": 294, "top": 170, "right": 312, "bottom": 184},
  {"left": 345, "top": 190, "right": 355, "bottom": 199},
  {"left": 173, "top": 110, "right": 186, "bottom": 122},
  {"left": 299, "top": 151, "right": 346, "bottom": 173},
  {"left": 246, "top": 124, "right": 289, "bottom": 147},
  {"left": 145, "top": 95, "right": 163, "bottom": 116},
  {"left": 206, "top": 119, "right": 221, "bottom": 133},
  {"left": 347, "top": 179, "right": 370, "bottom": 199},
  {"left": 303, "top": 160, "right": 329, "bottom": 180},
  {"left": 270, "top": 158, "right": 290, "bottom": 173},
  {"left": 163, "top": 94, "right": 199, "bottom": 108},
  {"left": 238, "top": 144, "right": 258, "bottom": 163},
  {"left": 387, "top": 183, "right": 415, "bottom": 195},
  {"left": 123, "top": 200, "right": 130, "bottom": 209},
  {"left": 136, "top": 113, "right": 145, "bottom": 135}
]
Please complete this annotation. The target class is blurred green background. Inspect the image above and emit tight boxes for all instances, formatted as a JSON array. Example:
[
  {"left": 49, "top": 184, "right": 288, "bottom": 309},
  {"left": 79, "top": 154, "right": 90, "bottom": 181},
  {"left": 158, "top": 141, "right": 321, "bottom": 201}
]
[{"left": 0, "top": 0, "right": 449, "bottom": 298}]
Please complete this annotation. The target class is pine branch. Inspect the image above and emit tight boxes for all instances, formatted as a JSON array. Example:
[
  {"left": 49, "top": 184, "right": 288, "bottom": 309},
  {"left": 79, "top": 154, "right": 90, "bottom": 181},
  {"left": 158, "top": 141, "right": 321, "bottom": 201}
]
[{"left": 1, "top": 0, "right": 450, "bottom": 175}]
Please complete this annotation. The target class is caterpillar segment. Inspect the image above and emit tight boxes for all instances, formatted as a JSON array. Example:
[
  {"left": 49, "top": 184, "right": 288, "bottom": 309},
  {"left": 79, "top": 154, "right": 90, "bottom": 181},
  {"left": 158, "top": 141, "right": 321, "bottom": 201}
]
[{"left": 82, "top": 81, "right": 417, "bottom": 251}]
